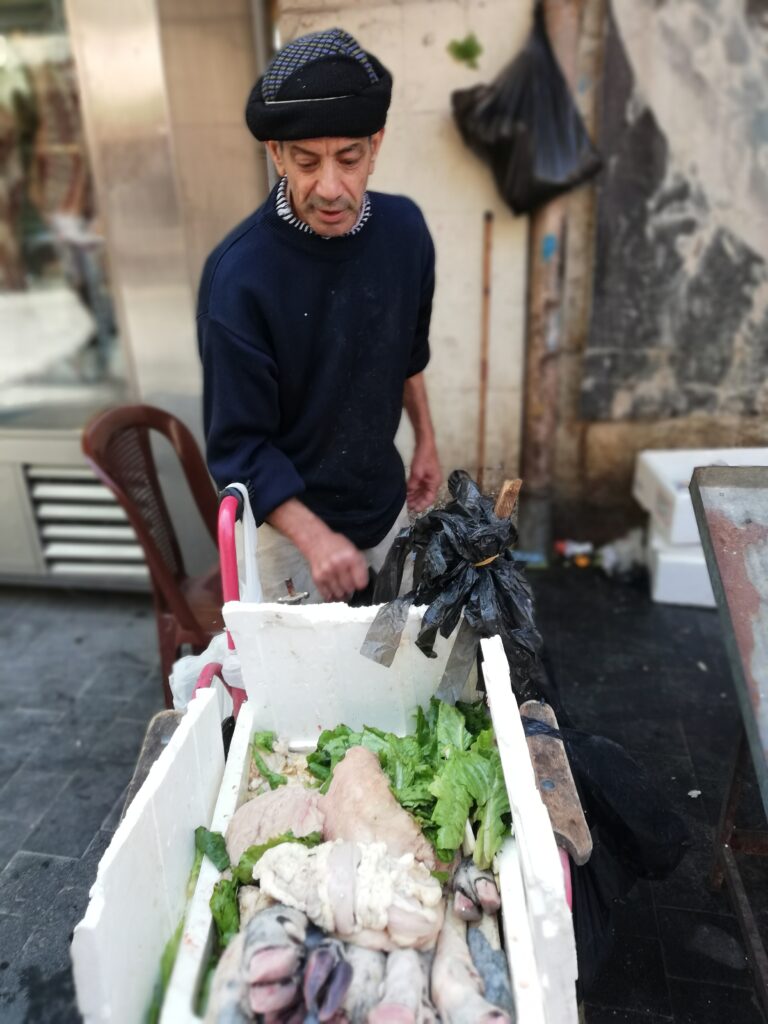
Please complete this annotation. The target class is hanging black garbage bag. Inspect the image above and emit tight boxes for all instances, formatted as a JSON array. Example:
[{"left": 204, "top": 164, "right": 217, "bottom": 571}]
[{"left": 451, "top": 1, "right": 602, "bottom": 214}]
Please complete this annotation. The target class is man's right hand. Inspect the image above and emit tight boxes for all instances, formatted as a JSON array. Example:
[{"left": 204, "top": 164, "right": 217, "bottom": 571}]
[
  {"left": 266, "top": 498, "right": 368, "bottom": 602},
  {"left": 306, "top": 529, "right": 369, "bottom": 602}
]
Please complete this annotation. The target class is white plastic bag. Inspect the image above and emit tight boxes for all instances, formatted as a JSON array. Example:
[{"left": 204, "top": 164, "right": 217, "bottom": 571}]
[
  {"left": 169, "top": 632, "right": 232, "bottom": 712},
  {"left": 225, "top": 481, "right": 263, "bottom": 602}
]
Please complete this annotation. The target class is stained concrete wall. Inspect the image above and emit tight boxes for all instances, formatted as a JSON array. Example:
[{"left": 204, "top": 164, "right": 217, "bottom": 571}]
[
  {"left": 157, "top": 0, "right": 269, "bottom": 294},
  {"left": 276, "top": 0, "right": 533, "bottom": 491},
  {"left": 554, "top": 0, "right": 768, "bottom": 537}
]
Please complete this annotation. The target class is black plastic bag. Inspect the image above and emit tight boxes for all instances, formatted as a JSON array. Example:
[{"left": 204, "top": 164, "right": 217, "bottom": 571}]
[
  {"left": 451, "top": 2, "right": 602, "bottom": 214},
  {"left": 521, "top": 716, "right": 691, "bottom": 880},
  {"left": 362, "top": 470, "right": 561, "bottom": 710},
  {"left": 563, "top": 728, "right": 692, "bottom": 881},
  {"left": 570, "top": 829, "right": 637, "bottom": 995},
  {"left": 522, "top": 716, "right": 691, "bottom": 993}
]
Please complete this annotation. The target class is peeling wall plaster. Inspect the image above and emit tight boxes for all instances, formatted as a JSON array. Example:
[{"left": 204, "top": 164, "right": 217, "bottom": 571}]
[{"left": 582, "top": 0, "right": 768, "bottom": 421}]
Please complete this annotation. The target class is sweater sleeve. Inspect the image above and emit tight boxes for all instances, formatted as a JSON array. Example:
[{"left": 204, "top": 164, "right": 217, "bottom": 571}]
[
  {"left": 407, "top": 221, "right": 435, "bottom": 377},
  {"left": 199, "top": 315, "right": 305, "bottom": 522}
]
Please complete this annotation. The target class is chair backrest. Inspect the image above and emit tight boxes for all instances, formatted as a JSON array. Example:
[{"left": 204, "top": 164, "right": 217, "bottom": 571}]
[{"left": 82, "top": 404, "right": 218, "bottom": 628}]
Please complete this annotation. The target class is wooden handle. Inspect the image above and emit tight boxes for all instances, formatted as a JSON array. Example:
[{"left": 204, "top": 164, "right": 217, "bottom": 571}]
[
  {"left": 520, "top": 700, "right": 593, "bottom": 866},
  {"left": 493, "top": 478, "right": 523, "bottom": 519}
]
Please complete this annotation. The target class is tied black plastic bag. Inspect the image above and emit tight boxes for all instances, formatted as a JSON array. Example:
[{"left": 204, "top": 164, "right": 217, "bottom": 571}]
[
  {"left": 361, "top": 470, "right": 561, "bottom": 710},
  {"left": 451, "top": 2, "right": 602, "bottom": 214}
]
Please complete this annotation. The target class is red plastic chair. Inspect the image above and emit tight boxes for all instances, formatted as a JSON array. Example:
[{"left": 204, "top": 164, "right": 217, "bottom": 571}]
[{"left": 82, "top": 404, "right": 224, "bottom": 707}]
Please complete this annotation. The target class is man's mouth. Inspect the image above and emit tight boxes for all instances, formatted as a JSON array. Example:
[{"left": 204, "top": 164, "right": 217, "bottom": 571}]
[{"left": 316, "top": 209, "right": 347, "bottom": 223}]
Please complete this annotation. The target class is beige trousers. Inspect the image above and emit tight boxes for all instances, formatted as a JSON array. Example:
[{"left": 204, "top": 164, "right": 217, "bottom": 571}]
[{"left": 256, "top": 503, "right": 411, "bottom": 603}]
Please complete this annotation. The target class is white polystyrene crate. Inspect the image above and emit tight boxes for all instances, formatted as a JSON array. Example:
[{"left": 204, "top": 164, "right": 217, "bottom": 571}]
[
  {"left": 166, "top": 619, "right": 576, "bottom": 1024},
  {"left": 633, "top": 447, "right": 768, "bottom": 545},
  {"left": 223, "top": 601, "right": 458, "bottom": 744},
  {"left": 647, "top": 527, "right": 715, "bottom": 608},
  {"left": 75, "top": 606, "right": 578, "bottom": 1024},
  {"left": 71, "top": 687, "right": 226, "bottom": 1024},
  {"left": 482, "top": 638, "right": 578, "bottom": 1023},
  {"left": 162, "top": 701, "right": 257, "bottom": 1023}
]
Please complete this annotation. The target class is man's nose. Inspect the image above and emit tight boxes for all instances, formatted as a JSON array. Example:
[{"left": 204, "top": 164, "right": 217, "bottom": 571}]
[{"left": 315, "top": 162, "right": 342, "bottom": 200}]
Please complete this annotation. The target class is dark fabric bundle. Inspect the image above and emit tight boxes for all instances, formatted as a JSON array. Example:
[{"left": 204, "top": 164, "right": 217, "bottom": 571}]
[
  {"left": 451, "top": 2, "right": 601, "bottom": 214},
  {"left": 362, "top": 469, "right": 561, "bottom": 710},
  {"left": 246, "top": 28, "right": 392, "bottom": 142},
  {"left": 522, "top": 716, "right": 691, "bottom": 993}
]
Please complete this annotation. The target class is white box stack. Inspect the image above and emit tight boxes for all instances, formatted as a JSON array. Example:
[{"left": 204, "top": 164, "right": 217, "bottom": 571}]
[{"left": 632, "top": 447, "right": 768, "bottom": 606}]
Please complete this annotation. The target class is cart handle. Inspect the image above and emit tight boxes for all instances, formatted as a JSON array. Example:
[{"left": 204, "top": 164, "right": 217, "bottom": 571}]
[
  {"left": 218, "top": 492, "right": 242, "bottom": 650},
  {"left": 193, "top": 660, "right": 247, "bottom": 718}
]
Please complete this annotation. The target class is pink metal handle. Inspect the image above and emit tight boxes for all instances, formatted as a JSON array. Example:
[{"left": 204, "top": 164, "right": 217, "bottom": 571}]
[
  {"left": 215, "top": 493, "right": 248, "bottom": 717},
  {"left": 218, "top": 494, "right": 241, "bottom": 652},
  {"left": 193, "top": 661, "right": 247, "bottom": 718}
]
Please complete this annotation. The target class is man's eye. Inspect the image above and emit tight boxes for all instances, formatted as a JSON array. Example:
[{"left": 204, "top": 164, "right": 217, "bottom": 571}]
[
  {"left": 297, "top": 162, "right": 317, "bottom": 171},
  {"left": 341, "top": 158, "right": 360, "bottom": 168}
]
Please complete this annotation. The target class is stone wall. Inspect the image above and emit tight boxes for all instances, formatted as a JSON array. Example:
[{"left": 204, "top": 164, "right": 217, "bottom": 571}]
[
  {"left": 554, "top": 0, "right": 768, "bottom": 537},
  {"left": 276, "top": 0, "right": 534, "bottom": 490}
]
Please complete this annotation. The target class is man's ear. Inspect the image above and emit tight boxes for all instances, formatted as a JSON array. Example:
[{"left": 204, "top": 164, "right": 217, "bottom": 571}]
[
  {"left": 266, "top": 140, "right": 285, "bottom": 176},
  {"left": 370, "top": 130, "right": 385, "bottom": 159},
  {"left": 369, "top": 128, "right": 385, "bottom": 169}
]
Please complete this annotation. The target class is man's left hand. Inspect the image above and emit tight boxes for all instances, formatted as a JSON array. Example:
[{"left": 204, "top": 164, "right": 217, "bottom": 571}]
[{"left": 407, "top": 442, "right": 442, "bottom": 512}]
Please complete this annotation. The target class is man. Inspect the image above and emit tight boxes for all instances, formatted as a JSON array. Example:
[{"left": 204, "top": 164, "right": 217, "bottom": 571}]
[{"left": 198, "top": 28, "right": 441, "bottom": 603}]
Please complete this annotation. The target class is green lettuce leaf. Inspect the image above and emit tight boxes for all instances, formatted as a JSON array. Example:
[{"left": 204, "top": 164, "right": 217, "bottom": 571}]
[
  {"left": 470, "top": 727, "right": 496, "bottom": 756},
  {"left": 456, "top": 699, "right": 492, "bottom": 736},
  {"left": 145, "top": 918, "right": 183, "bottom": 1023},
  {"left": 416, "top": 700, "right": 440, "bottom": 751},
  {"left": 232, "top": 830, "right": 323, "bottom": 885},
  {"left": 194, "top": 827, "right": 230, "bottom": 872},
  {"left": 252, "top": 730, "right": 277, "bottom": 751},
  {"left": 473, "top": 750, "right": 512, "bottom": 869},
  {"left": 429, "top": 750, "right": 492, "bottom": 852},
  {"left": 252, "top": 746, "right": 287, "bottom": 790},
  {"left": 436, "top": 701, "right": 472, "bottom": 755},
  {"left": 210, "top": 878, "right": 240, "bottom": 947},
  {"left": 306, "top": 724, "right": 362, "bottom": 789}
]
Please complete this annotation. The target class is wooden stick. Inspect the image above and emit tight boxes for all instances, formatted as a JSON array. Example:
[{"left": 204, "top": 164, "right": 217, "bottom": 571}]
[
  {"left": 519, "top": 0, "right": 585, "bottom": 506},
  {"left": 477, "top": 210, "right": 494, "bottom": 492},
  {"left": 493, "top": 478, "right": 523, "bottom": 519}
]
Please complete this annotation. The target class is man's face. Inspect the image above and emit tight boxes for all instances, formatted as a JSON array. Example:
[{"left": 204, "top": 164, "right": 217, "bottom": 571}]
[{"left": 267, "top": 131, "right": 384, "bottom": 237}]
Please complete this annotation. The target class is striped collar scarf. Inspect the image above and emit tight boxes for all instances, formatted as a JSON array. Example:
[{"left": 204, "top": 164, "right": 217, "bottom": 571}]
[{"left": 275, "top": 176, "right": 372, "bottom": 238}]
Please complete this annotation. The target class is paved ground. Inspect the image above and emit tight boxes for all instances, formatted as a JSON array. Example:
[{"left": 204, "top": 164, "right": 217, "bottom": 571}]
[
  {"left": 535, "top": 569, "right": 768, "bottom": 1024},
  {"left": 0, "top": 570, "right": 766, "bottom": 1022},
  {"left": 0, "top": 587, "right": 163, "bottom": 1023}
]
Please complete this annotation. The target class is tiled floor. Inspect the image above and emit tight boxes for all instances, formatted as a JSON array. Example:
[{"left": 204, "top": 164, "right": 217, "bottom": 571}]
[
  {"left": 532, "top": 569, "right": 768, "bottom": 1024},
  {"left": 0, "top": 570, "right": 767, "bottom": 1022},
  {"left": 0, "top": 587, "right": 164, "bottom": 1023}
]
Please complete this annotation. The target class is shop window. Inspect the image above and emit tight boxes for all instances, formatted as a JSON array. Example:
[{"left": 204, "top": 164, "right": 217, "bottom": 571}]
[{"left": 0, "top": 0, "right": 126, "bottom": 427}]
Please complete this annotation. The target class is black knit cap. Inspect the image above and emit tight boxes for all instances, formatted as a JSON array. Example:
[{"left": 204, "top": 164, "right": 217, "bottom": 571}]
[{"left": 246, "top": 28, "right": 392, "bottom": 141}]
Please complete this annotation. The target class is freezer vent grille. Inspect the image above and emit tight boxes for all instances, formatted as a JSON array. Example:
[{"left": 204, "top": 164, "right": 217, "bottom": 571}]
[{"left": 25, "top": 464, "right": 149, "bottom": 583}]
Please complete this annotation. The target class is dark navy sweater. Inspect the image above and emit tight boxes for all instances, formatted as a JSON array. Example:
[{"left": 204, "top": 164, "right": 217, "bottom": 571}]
[{"left": 197, "top": 184, "right": 435, "bottom": 549}]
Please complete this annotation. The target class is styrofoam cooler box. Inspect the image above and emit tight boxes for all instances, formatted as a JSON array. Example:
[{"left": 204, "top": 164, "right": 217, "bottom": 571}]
[
  {"left": 72, "top": 603, "right": 578, "bottom": 1024},
  {"left": 71, "top": 686, "right": 227, "bottom": 1024},
  {"left": 633, "top": 447, "right": 768, "bottom": 545},
  {"left": 647, "top": 526, "right": 715, "bottom": 608}
]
